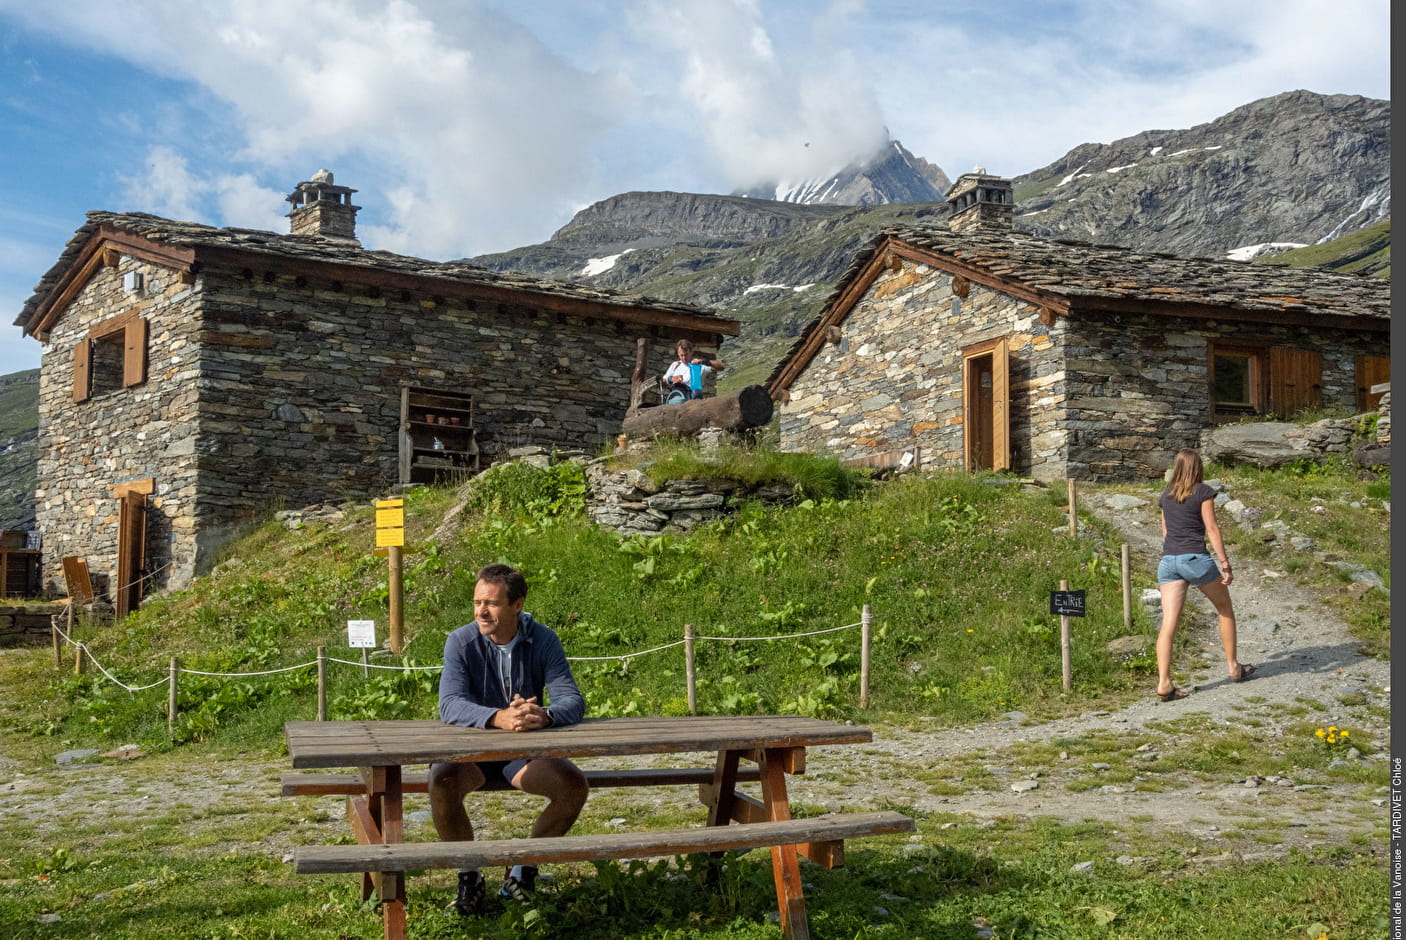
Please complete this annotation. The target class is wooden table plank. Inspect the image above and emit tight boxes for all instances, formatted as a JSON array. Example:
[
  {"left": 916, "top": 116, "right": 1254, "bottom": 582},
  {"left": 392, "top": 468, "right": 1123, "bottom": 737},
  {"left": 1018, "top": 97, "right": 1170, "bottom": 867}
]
[{"left": 284, "top": 717, "right": 871, "bottom": 768}]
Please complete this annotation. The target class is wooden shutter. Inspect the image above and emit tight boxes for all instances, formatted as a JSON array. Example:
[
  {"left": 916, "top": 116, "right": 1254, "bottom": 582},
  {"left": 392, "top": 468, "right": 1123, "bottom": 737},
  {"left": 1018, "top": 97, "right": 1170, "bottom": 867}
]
[
  {"left": 72, "top": 339, "right": 91, "bottom": 402},
  {"left": 123, "top": 317, "right": 147, "bottom": 386},
  {"left": 1356, "top": 355, "right": 1390, "bottom": 411},
  {"left": 991, "top": 337, "right": 1011, "bottom": 472},
  {"left": 1268, "top": 347, "right": 1322, "bottom": 417},
  {"left": 61, "top": 556, "right": 95, "bottom": 604}
]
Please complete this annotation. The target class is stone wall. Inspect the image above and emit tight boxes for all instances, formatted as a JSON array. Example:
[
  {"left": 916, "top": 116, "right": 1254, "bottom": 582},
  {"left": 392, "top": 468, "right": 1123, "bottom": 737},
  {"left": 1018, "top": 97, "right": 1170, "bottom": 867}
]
[
  {"left": 777, "top": 259, "right": 1390, "bottom": 483},
  {"left": 37, "top": 252, "right": 689, "bottom": 597},
  {"left": 0, "top": 604, "right": 62, "bottom": 647},
  {"left": 776, "top": 260, "right": 1067, "bottom": 479},
  {"left": 36, "top": 254, "right": 203, "bottom": 598},
  {"left": 585, "top": 460, "right": 794, "bottom": 537}
]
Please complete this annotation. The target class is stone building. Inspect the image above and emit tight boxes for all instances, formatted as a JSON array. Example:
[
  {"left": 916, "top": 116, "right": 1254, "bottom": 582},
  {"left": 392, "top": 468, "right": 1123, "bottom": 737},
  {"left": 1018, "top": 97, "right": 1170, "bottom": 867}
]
[
  {"left": 14, "top": 172, "right": 738, "bottom": 609},
  {"left": 767, "top": 171, "right": 1390, "bottom": 482}
]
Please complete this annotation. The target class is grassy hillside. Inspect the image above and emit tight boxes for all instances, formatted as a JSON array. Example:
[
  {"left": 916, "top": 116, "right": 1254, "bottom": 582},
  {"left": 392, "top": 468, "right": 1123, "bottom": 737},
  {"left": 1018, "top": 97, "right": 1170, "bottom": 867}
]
[
  {"left": 0, "top": 368, "right": 39, "bottom": 529},
  {"left": 2, "top": 444, "right": 1388, "bottom": 755},
  {"left": 1255, "top": 217, "right": 1390, "bottom": 277}
]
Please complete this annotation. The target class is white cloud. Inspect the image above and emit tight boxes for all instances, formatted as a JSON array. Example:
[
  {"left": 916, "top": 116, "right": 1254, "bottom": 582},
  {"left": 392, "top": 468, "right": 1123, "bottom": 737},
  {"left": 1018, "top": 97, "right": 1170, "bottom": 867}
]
[{"left": 629, "top": 0, "right": 887, "bottom": 188}]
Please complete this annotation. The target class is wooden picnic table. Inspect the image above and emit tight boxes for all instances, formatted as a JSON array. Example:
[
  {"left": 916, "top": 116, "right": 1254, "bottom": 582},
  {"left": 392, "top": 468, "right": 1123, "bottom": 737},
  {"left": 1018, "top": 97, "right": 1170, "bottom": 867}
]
[{"left": 284, "top": 716, "right": 912, "bottom": 940}]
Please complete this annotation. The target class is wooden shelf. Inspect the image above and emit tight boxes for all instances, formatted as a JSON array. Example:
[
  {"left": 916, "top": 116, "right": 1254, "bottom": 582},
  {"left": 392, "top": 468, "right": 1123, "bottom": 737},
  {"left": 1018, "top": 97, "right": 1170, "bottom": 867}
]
[{"left": 401, "top": 384, "right": 480, "bottom": 484}]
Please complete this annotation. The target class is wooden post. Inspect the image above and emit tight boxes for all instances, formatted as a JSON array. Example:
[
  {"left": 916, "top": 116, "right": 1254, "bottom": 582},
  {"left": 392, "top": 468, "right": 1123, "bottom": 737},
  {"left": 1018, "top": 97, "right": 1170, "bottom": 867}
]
[
  {"left": 683, "top": 624, "right": 697, "bottom": 716},
  {"left": 1059, "top": 579, "right": 1072, "bottom": 691},
  {"left": 52, "top": 614, "right": 61, "bottom": 668},
  {"left": 317, "top": 646, "right": 328, "bottom": 721},
  {"left": 167, "top": 657, "right": 179, "bottom": 734},
  {"left": 73, "top": 641, "right": 84, "bottom": 676},
  {"left": 1121, "top": 543, "right": 1132, "bottom": 631},
  {"left": 860, "top": 604, "right": 872, "bottom": 708},
  {"left": 361, "top": 647, "right": 370, "bottom": 678},
  {"left": 1067, "top": 479, "right": 1078, "bottom": 538},
  {"left": 388, "top": 546, "right": 403, "bottom": 654}
]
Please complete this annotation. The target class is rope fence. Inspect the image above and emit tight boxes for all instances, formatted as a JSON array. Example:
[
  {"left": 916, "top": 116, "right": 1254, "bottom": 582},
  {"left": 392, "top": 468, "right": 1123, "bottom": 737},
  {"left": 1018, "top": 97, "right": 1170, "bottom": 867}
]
[{"left": 50, "top": 604, "right": 877, "bottom": 731}]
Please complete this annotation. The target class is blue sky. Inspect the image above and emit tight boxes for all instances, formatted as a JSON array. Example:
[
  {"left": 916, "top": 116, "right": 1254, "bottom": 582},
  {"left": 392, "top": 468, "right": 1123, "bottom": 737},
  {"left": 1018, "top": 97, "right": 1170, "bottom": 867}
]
[{"left": 0, "top": 0, "right": 1390, "bottom": 375}]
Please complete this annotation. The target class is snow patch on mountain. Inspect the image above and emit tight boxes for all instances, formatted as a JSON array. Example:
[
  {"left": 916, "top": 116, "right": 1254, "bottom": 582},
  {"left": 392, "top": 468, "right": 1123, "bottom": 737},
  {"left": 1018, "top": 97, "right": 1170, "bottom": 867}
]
[
  {"left": 1225, "top": 242, "right": 1307, "bottom": 261},
  {"left": 581, "top": 249, "right": 634, "bottom": 276}
]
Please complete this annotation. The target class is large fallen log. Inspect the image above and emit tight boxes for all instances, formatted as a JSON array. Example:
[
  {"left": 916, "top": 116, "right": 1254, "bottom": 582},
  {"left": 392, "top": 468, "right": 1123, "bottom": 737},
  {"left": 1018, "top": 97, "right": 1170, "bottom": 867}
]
[{"left": 621, "top": 385, "right": 774, "bottom": 439}]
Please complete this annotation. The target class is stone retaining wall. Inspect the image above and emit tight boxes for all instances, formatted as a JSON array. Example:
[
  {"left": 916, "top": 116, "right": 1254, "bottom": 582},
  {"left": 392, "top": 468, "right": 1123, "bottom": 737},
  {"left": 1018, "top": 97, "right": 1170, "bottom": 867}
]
[
  {"left": 0, "top": 604, "right": 63, "bottom": 647},
  {"left": 584, "top": 460, "right": 794, "bottom": 537}
]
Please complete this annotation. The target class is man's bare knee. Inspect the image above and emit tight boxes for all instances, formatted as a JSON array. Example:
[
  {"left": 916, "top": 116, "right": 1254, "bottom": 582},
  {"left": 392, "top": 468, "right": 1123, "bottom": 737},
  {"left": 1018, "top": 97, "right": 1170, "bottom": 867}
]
[{"left": 429, "top": 761, "right": 485, "bottom": 800}]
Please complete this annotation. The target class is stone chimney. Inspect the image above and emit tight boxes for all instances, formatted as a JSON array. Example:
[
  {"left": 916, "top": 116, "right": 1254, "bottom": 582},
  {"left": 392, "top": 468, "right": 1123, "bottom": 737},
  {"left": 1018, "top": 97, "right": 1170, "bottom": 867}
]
[
  {"left": 286, "top": 169, "right": 361, "bottom": 245},
  {"left": 945, "top": 166, "right": 1013, "bottom": 234}
]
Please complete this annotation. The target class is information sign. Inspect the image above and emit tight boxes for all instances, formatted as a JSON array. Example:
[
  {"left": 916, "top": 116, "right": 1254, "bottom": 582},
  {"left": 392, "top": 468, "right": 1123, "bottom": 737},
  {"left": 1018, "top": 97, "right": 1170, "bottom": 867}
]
[{"left": 347, "top": 620, "right": 377, "bottom": 648}]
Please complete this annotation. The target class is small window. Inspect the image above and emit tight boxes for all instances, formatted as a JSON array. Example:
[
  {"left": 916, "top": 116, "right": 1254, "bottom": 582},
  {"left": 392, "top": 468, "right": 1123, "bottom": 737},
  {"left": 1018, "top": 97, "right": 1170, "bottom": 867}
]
[
  {"left": 1209, "top": 344, "right": 1264, "bottom": 421},
  {"left": 1213, "top": 353, "right": 1254, "bottom": 408},
  {"left": 89, "top": 331, "right": 126, "bottom": 394},
  {"left": 73, "top": 311, "right": 147, "bottom": 402}
]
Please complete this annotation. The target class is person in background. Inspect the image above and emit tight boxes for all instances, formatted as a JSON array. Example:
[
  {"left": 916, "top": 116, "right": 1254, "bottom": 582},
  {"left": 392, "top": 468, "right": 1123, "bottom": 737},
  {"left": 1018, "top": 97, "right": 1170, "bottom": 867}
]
[
  {"left": 1154, "top": 448, "right": 1254, "bottom": 701},
  {"left": 663, "top": 338, "right": 725, "bottom": 401},
  {"left": 429, "top": 564, "right": 587, "bottom": 914}
]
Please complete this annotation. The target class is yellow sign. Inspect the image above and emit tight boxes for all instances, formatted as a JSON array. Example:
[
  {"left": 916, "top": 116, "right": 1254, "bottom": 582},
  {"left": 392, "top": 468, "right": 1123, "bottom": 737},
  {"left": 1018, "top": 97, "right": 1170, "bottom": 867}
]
[{"left": 374, "top": 498, "right": 405, "bottom": 548}]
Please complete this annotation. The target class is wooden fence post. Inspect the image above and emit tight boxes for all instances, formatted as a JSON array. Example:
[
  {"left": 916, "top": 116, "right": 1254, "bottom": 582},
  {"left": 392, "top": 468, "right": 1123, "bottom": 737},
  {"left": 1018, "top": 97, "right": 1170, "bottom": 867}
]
[
  {"left": 860, "top": 604, "right": 872, "bottom": 708},
  {"left": 317, "top": 645, "right": 328, "bottom": 721},
  {"left": 683, "top": 625, "right": 697, "bottom": 716},
  {"left": 51, "top": 614, "right": 61, "bottom": 668},
  {"left": 1067, "top": 479, "right": 1078, "bottom": 538},
  {"left": 1121, "top": 543, "right": 1132, "bottom": 630},
  {"left": 74, "top": 641, "right": 84, "bottom": 676},
  {"left": 1059, "top": 579, "right": 1072, "bottom": 691},
  {"left": 167, "top": 657, "right": 179, "bottom": 734}
]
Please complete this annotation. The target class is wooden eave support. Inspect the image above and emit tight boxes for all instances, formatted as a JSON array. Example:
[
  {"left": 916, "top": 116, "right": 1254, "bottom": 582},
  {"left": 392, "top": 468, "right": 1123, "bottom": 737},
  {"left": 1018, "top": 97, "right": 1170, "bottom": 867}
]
[
  {"left": 192, "top": 244, "right": 741, "bottom": 339},
  {"left": 29, "top": 227, "right": 199, "bottom": 341}
]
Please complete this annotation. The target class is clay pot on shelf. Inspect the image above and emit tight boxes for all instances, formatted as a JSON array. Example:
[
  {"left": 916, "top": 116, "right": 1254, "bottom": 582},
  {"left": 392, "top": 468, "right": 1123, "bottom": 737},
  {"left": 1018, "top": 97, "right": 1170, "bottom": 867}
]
[
  {"left": 449, "top": 416, "right": 462, "bottom": 426},
  {"left": 423, "top": 413, "right": 436, "bottom": 424},
  {"left": 438, "top": 416, "right": 450, "bottom": 425}
]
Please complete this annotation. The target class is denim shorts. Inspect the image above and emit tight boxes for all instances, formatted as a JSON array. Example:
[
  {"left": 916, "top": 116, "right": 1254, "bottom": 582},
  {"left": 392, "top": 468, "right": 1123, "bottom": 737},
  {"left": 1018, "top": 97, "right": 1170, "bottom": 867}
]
[{"left": 1157, "top": 553, "right": 1221, "bottom": 586}]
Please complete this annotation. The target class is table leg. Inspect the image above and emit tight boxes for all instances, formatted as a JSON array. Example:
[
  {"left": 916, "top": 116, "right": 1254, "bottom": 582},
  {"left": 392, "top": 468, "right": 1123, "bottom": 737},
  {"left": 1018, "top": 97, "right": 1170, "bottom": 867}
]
[
  {"left": 759, "top": 747, "right": 810, "bottom": 940},
  {"left": 362, "top": 765, "right": 406, "bottom": 940},
  {"left": 705, "top": 748, "right": 740, "bottom": 828}
]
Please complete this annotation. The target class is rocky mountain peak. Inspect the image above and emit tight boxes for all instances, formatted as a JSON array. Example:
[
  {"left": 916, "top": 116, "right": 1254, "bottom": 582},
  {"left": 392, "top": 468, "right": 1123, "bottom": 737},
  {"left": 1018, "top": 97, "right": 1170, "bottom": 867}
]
[{"left": 733, "top": 139, "right": 952, "bottom": 206}]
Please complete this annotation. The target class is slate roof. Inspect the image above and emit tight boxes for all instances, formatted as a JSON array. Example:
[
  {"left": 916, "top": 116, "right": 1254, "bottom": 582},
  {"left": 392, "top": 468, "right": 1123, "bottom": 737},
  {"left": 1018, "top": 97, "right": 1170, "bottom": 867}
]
[
  {"left": 767, "top": 222, "right": 1392, "bottom": 391},
  {"left": 16, "top": 210, "right": 734, "bottom": 334}
]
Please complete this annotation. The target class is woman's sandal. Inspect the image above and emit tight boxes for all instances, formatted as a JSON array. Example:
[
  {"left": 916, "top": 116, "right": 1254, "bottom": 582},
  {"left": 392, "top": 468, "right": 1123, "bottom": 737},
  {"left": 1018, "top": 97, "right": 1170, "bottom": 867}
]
[
  {"left": 1231, "top": 663, "right": 1257, "bottom": 682},
  {"left": 1157, "top": 687, "right": 1189, "bottom": 702}
]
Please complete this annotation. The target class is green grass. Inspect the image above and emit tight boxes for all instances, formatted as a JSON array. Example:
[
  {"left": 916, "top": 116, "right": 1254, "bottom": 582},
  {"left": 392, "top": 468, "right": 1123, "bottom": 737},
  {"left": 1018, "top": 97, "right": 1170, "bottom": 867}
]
[
  {"left": 1, "top": 458, "right": 1159, "bottom": 758},
  {"left": 0, "top": 814, "right": 1384, "bottom": 939}
]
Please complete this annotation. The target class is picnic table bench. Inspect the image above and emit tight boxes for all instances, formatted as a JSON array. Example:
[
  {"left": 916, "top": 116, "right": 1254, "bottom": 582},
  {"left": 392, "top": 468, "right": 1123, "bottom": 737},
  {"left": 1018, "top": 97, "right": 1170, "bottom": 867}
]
[{"left": 284, "top": 716, "right": 913, "bottom": 940}]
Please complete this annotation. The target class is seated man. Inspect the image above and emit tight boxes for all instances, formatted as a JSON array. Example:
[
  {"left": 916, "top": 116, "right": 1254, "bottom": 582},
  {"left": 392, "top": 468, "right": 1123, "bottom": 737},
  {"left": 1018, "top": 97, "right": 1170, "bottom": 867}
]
[
  {"left": 663, "top": 338, "right": 726, "bottom": 402},
  {"left": 429, "top": 564, "right": 587, "bottom": 915}
]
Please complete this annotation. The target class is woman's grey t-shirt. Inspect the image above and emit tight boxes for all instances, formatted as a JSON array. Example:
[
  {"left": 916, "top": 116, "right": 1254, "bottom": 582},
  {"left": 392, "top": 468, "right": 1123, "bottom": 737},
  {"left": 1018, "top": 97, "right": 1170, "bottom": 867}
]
[{"left": 1159, "top": 483, "right": 1216, "bottom": 555}]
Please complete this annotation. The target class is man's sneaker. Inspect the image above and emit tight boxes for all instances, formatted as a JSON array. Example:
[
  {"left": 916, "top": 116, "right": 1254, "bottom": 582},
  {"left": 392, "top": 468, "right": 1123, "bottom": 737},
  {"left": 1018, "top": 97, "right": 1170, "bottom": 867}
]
[
  {"left": 446, "top": 870, "right": 485, "bottom": 916},
  {"left": 499, "top": 865, "right": 537, "bottom": 901}
]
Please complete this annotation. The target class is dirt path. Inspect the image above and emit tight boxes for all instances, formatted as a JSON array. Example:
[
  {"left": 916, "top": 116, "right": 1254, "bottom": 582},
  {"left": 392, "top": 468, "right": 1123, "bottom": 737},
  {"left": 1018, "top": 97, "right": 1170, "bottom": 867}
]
[{"left": 788, "top": 485, "right": 1391, "bottom": 855}]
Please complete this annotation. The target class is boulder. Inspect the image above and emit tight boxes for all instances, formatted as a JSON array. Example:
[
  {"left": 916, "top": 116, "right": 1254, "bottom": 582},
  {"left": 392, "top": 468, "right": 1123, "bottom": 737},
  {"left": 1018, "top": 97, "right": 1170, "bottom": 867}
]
[{"left": 1200, "top": 422, "right": 1312, "bottom": 468}]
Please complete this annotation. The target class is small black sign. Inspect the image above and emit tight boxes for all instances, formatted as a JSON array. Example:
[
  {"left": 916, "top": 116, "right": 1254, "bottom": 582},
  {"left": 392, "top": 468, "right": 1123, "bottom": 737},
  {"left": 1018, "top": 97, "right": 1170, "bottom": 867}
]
[{"left": 1050, "top": 589, "right": 1087, "bottom": 618}]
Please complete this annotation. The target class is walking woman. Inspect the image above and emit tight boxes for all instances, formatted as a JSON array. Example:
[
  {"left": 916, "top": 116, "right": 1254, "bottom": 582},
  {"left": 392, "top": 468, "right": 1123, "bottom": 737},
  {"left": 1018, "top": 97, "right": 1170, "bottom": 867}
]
[{"left": 1155, "top": 448, "right": 1254, "bottom": 701}]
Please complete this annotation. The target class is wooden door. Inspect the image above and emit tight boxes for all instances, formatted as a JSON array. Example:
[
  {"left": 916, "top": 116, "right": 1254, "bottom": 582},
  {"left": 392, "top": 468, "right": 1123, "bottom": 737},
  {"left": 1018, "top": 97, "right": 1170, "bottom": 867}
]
[
  {"left": 1268, "top": 347, "right": 1322, "bottom": 417},
  {"left": 1356, "top": 355, "right": 1390, "bottom": 411},
  {"left": 115, "top": 491, "right": 147, "bottom": 618},
  {"left": 963, "top": 338, "right": 1010, "bottom": 472}
]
